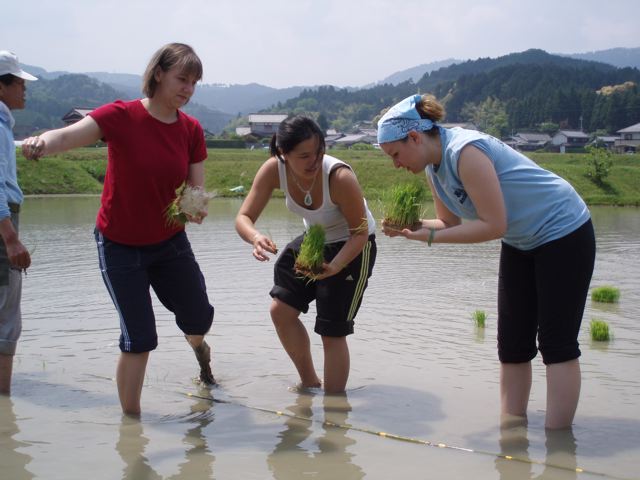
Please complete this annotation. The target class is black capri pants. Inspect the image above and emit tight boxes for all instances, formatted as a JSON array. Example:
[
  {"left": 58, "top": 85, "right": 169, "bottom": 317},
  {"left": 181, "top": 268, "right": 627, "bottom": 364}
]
[
  {"left": 270, "top": 234, "right": 376, "bottom": 337},
  {"left": 497, "top": 220, "right": 596, "bottom": 365}
]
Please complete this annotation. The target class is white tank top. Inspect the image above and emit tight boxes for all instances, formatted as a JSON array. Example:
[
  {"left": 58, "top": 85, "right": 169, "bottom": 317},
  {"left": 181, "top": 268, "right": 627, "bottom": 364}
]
[{"left": 277, "top": 154, "right": 376, "bottom": 243}]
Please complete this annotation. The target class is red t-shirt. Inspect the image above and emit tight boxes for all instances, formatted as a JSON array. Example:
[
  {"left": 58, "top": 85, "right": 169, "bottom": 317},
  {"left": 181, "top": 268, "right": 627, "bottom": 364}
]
[{"left": 89, "top": 100, "right": 207, "bottom": 245}]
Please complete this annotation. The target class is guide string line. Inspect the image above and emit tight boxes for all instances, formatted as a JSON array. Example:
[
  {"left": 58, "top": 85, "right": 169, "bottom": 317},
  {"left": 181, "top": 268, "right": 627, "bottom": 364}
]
[{"left": 86, "top": 375, "right": 630, "bottom": 480}]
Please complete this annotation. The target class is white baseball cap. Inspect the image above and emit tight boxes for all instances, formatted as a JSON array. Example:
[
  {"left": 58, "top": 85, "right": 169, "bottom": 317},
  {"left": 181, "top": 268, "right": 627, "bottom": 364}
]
[{"left": 0, "top": 51, "right": 38, "bottom": 81}]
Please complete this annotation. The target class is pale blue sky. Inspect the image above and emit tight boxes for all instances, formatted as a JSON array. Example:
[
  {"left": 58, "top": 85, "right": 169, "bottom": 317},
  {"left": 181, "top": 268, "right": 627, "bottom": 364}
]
[{"left": 2, "top": 0, "right": 639, "bottom": 88}]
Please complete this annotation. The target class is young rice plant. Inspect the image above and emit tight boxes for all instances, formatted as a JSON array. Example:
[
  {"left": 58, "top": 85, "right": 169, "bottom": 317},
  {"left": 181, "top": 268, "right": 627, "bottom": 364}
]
[{"left": 294, "top": 224, "right": 326, "bottom": 280}]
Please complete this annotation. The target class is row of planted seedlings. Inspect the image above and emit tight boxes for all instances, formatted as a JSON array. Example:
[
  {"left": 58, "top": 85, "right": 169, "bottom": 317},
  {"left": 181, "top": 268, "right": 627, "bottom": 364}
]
[{"left": 589, "top": 286, "right": 620, "bottom": 341}]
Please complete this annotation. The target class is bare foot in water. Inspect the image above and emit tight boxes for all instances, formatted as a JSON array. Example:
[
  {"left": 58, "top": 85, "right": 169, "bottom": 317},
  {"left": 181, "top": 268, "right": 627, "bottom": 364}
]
[{"left": 192, "top": 341, "right": 216, "bottom": 385}]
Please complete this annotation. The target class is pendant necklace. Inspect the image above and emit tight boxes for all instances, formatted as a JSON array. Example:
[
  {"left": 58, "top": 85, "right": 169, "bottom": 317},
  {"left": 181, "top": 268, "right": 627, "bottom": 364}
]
[{"left": 288, "top": 166, "right": 319, "bottom": 207}]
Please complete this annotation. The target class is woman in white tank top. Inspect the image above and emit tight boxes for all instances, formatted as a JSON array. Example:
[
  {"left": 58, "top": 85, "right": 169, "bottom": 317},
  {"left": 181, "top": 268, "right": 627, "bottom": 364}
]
[{"left": 236, "top": 116, "right": 376, "bottom": 393}]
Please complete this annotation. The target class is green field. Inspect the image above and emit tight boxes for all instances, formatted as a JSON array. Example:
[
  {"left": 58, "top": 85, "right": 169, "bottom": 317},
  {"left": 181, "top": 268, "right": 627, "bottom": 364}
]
[{"left": 16, "top": 148, "right": 640, "bottom": 206}]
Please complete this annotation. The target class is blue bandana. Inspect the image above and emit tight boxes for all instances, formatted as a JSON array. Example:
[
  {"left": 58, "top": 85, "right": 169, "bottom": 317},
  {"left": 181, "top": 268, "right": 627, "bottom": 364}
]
[{"left": 377, "top": 94, "right": 435, "bottom": 144}]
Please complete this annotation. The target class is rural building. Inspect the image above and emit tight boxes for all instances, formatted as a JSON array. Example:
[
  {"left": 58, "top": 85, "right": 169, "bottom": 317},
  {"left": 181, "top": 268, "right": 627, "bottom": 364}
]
[
  {"left": 61, "top": 107, "right": 94, "bottom": 125},
  {"left": 247, "top": 113, "right": 288, "bottom": 137},
  {"left": 440, "top": 122, "right": 478, "bottom": 130},
  {"left": 551, "top": 130, "right": 590, "bottom": 152},
  {"left": 235, "top": 126, "right": 252, "bottom": 137},
  {"left": 510, "top": 132, "right": 552, "bottom": 151},
  {"left": 324, "top": 132, "right": 345, "bottom": 147},
  {"left": 590, "top": 135, "right": 618, "bottom": 150},
  {"left": 334, "top": 131, "right": 377, "bottom": 148},
  {"left": 614, "top": 122, "right": 640, "bottom": 153}
]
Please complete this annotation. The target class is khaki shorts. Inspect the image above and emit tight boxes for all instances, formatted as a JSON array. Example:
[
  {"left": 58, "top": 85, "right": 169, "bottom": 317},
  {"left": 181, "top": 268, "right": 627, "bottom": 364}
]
[{"left": 0, "top": 269, "right": 23, "bottom": 355}]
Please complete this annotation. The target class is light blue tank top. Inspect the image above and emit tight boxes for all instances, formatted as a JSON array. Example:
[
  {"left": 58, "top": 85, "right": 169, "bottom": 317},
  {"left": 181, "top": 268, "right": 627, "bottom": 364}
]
[
  {"left": 278, "top": 154, "right": 376, "bottom": 243},
  {"left": 427, "top": 127, "right": 590, "bottom": 250}
]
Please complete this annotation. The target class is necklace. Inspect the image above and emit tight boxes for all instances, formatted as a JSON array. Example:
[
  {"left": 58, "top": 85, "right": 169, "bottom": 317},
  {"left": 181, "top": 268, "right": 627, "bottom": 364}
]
[{"left": 288, "top": 166, "right": 319, "bottom": 207}]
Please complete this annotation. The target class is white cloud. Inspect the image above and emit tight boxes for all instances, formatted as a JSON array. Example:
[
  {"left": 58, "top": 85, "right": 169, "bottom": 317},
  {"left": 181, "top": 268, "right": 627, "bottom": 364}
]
[{"left": 2, "top": 0, "right": 639, "bottom": 87}]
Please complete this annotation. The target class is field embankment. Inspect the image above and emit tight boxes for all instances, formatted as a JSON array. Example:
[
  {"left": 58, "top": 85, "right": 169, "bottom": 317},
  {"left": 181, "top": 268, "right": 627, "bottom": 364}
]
[{"left": 17, "top": 148, "right": 640, "bottom": 206}]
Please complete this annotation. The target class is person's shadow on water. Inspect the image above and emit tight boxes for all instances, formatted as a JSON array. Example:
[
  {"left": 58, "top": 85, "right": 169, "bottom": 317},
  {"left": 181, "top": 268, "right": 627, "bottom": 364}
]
[
  {"left": 0, "top": 396, "right": 35, "bottom": 480},
  {"left": 267, "top": 391, "right": 364, "bottom": 480},
  {"left": 344, "top": 383, "right": 445, "bottom": 439}
]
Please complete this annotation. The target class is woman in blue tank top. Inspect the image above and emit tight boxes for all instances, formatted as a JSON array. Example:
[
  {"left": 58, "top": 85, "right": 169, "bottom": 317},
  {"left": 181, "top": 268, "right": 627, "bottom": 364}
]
[{"left": 377, "top": 94, "right": 595, "bottom": 429}]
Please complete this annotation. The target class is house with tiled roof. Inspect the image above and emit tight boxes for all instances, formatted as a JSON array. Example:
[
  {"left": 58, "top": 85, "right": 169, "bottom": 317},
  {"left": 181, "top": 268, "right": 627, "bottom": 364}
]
[
  {"left": 247, "top": 113, "right": 288, "bottom": 137},
  {"left": 61, "top": 107, "right": 94, "bottom": 125},
  {"left": 510, "top": 132, "right": 552, "bottom": 151},
  {"left": 551, "top": 130, "right": 590, "bottom": 152},
  {"left": 614, "top": 122, "right": 640, "bottom": 153}
]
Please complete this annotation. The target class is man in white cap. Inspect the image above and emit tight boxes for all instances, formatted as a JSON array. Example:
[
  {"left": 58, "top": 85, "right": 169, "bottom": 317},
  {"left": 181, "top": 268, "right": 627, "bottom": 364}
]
[{"left": 0, "top": 50, "right": 37, "bottom": 394}]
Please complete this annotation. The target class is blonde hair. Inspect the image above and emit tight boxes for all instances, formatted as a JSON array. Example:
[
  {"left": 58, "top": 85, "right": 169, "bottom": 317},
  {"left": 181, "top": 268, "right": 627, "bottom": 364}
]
[
  {"left": 142, "top": 43, "right": 203, "bottom": 98},
  {"left": 415, "top": 94, "right": 445, "bottom": 123}
]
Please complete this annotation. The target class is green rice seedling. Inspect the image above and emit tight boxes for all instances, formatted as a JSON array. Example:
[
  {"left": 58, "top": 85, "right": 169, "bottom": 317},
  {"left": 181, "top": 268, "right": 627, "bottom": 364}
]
[
  {"left": 591, "top": 286, "right": 620, "bottom": 303},
  {"left": 382, "top": 183, "right": 426, "bottom": 231},
  {"left": 590, "top": 319, "right": 611, "bottom": 341},
  {"left": 294, "top": 224, "right": 326, "bottom": 280},
  {"left": 471, "top": 310, "right": 487, "bottom": 328}
]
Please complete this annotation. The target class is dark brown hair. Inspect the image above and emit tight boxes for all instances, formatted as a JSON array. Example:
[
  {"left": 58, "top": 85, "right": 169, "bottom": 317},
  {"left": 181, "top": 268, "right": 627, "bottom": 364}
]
[{"left": 269, "top": 115, "right": 325, "bottom": 161}]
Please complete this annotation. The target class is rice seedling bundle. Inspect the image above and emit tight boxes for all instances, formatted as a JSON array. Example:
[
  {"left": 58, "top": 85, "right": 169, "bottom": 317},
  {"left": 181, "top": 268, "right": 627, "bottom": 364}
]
[
  {"left": 382, "top": 183, "right": 426, "bottom": 231},
  {"left": 591, "top": 286, "right": 620, "bottom": 303},
  {"left": 590, "top": 319, "right": 611, "bottom": 341},
  {"left": 166, "top": 183, "right": 216, "bottom": 226},
  {"left": 294, "top": 224, "right": 326, "bottom": 279},
  {"left": 472, "top": 310, "right": 487, "bottom": 328}
]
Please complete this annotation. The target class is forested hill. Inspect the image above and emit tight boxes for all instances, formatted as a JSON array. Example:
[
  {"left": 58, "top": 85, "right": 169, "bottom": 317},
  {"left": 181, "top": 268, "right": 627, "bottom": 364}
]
[
  {"left": 13, "top": 74, "right": 121, "bottom": 137},
  {"left": 270, "top": 49, "right": 640, "bottom": 136},
  {"left": 13, "top": 73, "right": 233, "bottom": 138}
]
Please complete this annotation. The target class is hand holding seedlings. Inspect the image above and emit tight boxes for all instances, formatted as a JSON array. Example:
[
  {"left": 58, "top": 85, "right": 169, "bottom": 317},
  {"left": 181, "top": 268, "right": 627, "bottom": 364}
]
[
  {"left": 165, "top": 183, "right": 215, "bottom": 226},
  {"left": 381, "top": 219, "right": 432, "bottom": 242}
]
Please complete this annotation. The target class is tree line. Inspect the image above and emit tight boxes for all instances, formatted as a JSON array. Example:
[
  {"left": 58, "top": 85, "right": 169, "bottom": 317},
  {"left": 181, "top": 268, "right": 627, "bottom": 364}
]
[{"left": 268, "top": 49, "right": 640, "bottom": 137}]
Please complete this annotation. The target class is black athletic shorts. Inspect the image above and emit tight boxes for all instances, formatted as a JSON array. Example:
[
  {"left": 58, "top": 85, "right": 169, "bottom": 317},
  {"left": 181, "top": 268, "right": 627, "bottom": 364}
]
[{"left": 270, "top": 233, "right": 376, "bottom": 337}]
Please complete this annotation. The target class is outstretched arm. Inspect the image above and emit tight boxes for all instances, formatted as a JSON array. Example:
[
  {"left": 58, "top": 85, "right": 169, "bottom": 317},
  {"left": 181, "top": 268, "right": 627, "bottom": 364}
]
[{"left": 22, "top": 116, "right": 103, "bottom": 160}]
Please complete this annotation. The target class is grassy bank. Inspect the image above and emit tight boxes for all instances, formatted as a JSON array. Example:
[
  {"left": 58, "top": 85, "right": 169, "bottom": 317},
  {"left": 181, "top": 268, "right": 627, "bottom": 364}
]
[{"left": 16, "top": 148, "right": 640, "bottom": 206}]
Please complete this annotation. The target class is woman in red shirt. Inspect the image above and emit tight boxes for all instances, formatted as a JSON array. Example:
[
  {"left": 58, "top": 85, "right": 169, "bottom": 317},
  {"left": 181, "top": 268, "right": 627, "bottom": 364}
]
[{"left": 22, "top": 43, "right": 215, "bottom": 415}]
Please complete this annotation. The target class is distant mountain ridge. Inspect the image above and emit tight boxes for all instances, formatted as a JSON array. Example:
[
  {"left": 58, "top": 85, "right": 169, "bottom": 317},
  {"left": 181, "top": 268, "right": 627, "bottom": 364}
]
[
  {"left": 373, "top": 58, "right": 461, "bottom": 86},
  {"left": 562, "top": 47, "right": 640, "bottom": 69},
  {"left": 15, "top": 46, "right": 640, "bottom": 137},
  {"left": 272, "top": 48, "right": 640, "bottom": 136},
  {"left": 16, "top": 69, "right": 234, "bottom": 135}
]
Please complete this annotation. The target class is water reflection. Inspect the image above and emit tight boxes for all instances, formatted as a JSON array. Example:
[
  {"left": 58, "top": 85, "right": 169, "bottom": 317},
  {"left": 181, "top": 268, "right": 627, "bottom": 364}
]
[
  {"left": 14, "top": 198, "right": 640, "bottom": 479},
  {"left": 117, "top": 416, "right": 162, "bottom": 480},
  {"left": 495, "top": 417, "right": 578, "bottom": 480},
  {"left": 267, "top": 392, "right": 363, "bottom": 480},
  {"left": 0, "top": 396, "right": 34, "bottom": 480},
  {"left": 168, "top": 390, "right": 216, "bottom": 480},
  {"left": 117, "top": 388, "right": 215, "bottom": 480}
]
